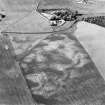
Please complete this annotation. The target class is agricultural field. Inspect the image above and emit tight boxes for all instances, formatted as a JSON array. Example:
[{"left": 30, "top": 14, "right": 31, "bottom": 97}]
[{"left": 0, "top": 0, "right": 105, "bottom": 105}]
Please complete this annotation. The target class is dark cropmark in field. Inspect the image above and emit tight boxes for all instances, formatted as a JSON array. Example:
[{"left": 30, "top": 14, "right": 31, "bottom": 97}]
[
  {"left": 19, "top": 31, "right": 105, "bottom": 105},
  {"left": 1, "top": 0, "right": 105, "bottom": 105}
]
